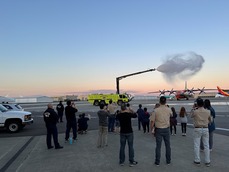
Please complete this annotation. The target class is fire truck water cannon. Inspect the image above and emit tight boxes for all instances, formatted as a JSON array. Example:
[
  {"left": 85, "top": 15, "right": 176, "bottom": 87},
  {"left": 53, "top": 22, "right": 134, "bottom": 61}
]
[
  {"left": 116, "top": 68, "right": 157, "bottom": 94},
  {"left": 87, "top": 68, "right": 157, "bottom": 106}
]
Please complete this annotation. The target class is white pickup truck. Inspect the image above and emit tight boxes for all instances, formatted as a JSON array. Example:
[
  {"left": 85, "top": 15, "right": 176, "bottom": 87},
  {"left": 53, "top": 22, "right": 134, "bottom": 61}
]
[{"left": 0, "top": 104, "right": 33, "bottom": 133}]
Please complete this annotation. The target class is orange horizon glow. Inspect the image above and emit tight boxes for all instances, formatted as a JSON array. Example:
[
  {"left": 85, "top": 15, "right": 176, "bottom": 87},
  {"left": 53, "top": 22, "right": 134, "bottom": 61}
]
[{"left": 2, "top": 82, "right": 223, "bottom": 98}]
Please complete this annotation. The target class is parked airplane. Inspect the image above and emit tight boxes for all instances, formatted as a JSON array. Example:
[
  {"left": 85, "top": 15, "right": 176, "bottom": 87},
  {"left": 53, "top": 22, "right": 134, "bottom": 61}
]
[
  {"left": 149, "top": 87, "right": 209, "bottom": 100},
  {"left": 216, "top": 86, "right": 229, "bottom": 97}
]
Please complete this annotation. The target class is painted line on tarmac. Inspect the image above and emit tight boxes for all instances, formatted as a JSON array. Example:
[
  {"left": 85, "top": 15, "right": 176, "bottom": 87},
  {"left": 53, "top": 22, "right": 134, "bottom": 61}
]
[
  {"left": 216, "top": 115, "right": 229, "bottom": 117},
  {"left": 0, "top": 136, "right": 34, "bottom": 172},
  {"left": 215, "top": 127, "right": 229, "bottom": 131},
  {"left": 134, "top": 102, "right": 229, "bottom": 106},
  {"left": 34, "top": 116, "right": 97, "bottom": 119},
  {"left": 186, "top": 123, "right": 229, "bottom": 132}
]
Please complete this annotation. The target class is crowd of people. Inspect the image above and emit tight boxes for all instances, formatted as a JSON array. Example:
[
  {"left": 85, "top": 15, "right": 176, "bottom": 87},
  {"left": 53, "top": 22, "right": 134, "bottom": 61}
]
[{"left": 43, "top": 97, "right": 216, "bottom": 167}]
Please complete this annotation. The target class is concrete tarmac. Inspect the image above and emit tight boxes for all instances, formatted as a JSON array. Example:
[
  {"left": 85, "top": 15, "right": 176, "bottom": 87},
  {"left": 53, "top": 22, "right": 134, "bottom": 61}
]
[{"left": 0, "top": 127, "right": 229, "bottom": 172}]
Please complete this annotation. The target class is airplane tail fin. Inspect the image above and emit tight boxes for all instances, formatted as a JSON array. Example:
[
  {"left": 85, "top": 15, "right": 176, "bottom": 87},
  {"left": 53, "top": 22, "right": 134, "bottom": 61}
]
[
  {"left": 217, "top": 86, "right": 229, "bottom": 96},
  {"left": 217, "top": 86, "right": 221, "bottom": 92}
]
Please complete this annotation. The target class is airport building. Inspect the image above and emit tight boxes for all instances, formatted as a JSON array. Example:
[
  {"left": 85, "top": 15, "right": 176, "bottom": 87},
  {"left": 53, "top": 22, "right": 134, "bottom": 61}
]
[
  {"left": 14, "top": 96, "right": 53, "bottom": 103},
  {"left": 52, "top": 95, "right": 87, "bottom": 102},
  {"left": 193, "top": 92, "right": 217, "bottom": 99}
]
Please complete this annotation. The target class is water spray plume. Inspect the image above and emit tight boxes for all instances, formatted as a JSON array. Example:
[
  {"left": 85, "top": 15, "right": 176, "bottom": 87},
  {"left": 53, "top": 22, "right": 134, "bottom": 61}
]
[{"left": 156, "top": 52, "right": 205, "bottom": 82}]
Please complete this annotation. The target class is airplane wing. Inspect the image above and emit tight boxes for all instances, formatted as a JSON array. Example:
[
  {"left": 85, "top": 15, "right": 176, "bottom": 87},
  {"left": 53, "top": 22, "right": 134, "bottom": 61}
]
[
  {"left": 149, "top": 87, "right": 216, "bottom": 95},
  {"left": 148, "top": 89, "right": 171, "bottom": 95}
]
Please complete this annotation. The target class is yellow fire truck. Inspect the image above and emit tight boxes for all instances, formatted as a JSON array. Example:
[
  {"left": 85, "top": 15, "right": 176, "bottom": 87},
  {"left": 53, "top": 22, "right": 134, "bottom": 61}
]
[
  {"left": 87, "top": 93, "right": 133, "bottom": 106},
  {"left": 87, "top": 68, "right": 155, "bottom": 106}
]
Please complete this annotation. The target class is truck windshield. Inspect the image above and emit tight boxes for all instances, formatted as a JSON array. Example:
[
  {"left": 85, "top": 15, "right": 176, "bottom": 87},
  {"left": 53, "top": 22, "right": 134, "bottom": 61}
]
[
  {"left": 126, "top": 93, "right": 133, "bottom": 100},
  {"left": 15, "top": 104, "right": 23, "bottom": 110},
  {"left": 0, "top": 104, "right": 8, "bottom": 112}
]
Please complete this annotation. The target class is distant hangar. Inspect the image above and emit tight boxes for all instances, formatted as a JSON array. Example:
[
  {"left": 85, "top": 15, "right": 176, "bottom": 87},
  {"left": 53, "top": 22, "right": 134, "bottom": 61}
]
[{"left": 14, "top": 96, "right": 53, "bottom": 103}]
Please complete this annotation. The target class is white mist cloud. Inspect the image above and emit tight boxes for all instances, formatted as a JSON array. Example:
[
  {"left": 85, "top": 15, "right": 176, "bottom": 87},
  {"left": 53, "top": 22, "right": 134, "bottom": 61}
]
[{"left": 157, "top": 52, "right": 205, "bottom": 82}]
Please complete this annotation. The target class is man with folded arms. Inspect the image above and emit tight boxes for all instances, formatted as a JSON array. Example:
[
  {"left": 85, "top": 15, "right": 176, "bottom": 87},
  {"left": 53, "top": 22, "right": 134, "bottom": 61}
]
[{"left": 191, "top": 98, "right": 211, "bottom": 167}]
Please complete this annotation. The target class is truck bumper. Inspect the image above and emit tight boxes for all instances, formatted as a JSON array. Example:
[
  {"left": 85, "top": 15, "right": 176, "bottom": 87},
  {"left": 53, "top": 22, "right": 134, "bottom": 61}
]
[{"left": 22, "top": 118, "right": 34, "bottom": 125}]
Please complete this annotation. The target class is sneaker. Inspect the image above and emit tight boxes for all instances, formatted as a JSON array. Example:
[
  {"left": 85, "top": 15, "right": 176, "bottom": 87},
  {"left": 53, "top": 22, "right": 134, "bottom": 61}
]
[
  {"left": 154, "top": 162, "right": 159, "bottom": 166},
  {"left": 119, "top": 163, "right": 124, "bottom": 166},
  {"left": 167, "top": 161, "right": 171, "bottom": 165},
  {"left": 65, "top": 139, "right": 68, "bottom": 143},
  {"left": 73, "top": 139, "right": 77, "bottom": 143},
  {"left": 48, "top": 146, "right": 54, "bottom": 149},
  {"left": 205, "top": 162, "right": 210, "bottom": 167},
  {"left": 129, "top": 161, "right": 138, "bottom": 167},
  {"left": 194, "top": 161, "right": 200, "bottom": 165}
]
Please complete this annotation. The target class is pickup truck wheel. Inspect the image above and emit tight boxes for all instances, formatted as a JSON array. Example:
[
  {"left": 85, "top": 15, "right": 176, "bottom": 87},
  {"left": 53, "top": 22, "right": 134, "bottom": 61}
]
[
  {"left": 94, "top": 100, "right": 99, "bottom": 106},
  {"left": 100, "top": 100, "right": 105, "bottom": 105},
  {"left": 117, "top": 100, "right": 123, "bottom": 106},
  {"left": 6, "top": 120, "right": 21, "bottom": 133}
]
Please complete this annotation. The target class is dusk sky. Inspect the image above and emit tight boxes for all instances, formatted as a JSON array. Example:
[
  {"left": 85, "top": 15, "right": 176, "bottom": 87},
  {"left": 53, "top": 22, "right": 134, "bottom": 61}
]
[{"left": 1, "top": 1, "right": 228, "bottom": 97}]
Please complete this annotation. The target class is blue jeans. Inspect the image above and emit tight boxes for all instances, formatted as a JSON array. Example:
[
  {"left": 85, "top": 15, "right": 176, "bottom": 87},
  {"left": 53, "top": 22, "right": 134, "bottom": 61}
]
[
  {"left": 119, "top": 133, "right": 135, "bottom": 164},
  {"left": 108, "top": 116, "right": 115, "bottom": 132},
  {"left": 155, "top": 128, "right": 171, "bottom": 164}
]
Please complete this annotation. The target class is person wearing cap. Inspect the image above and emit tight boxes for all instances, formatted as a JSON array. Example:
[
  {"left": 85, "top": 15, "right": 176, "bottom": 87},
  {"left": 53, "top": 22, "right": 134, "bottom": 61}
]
[
  {"left": 150, "top": 96, "right": 172, "bottom": 166},
  {"left": 191, "top": 98, "right": 211, "bottom": 167},
  {"left": 117, "top": 103, "right": 138, "bottom": 167}
]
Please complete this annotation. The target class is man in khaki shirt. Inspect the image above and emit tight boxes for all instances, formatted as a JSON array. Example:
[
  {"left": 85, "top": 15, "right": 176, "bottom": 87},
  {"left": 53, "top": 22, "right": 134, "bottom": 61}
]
[
  {"left": 191, "top": 98, "right": 211, "bottom": 167},
  {"left": 150, "top": 96, "right": 172, "bottom": 166}
]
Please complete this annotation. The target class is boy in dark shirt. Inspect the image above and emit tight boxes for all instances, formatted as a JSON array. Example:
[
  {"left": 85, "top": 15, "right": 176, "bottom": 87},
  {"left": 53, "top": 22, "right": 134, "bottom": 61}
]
[{"left": 78, "top": 113, "right": 90, "bottom": 134}]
